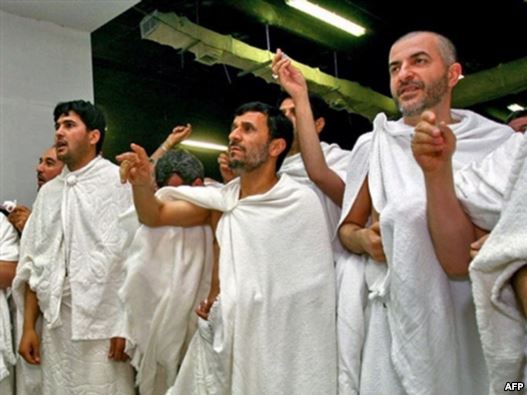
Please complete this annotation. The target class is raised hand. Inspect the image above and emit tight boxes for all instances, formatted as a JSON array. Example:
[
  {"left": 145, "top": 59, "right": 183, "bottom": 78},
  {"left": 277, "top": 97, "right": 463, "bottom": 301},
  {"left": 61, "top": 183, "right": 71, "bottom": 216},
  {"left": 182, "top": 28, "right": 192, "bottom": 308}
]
[
  {"left": 218, "top": 152, "right": 235, "bottom": 183},
  {"left": 164, "top": 124, "right": 192, "bottom": 150},
  {"left": 116, "top": 143, "right": 154, "bottom": 187},
  {"left": 412, "top": 110, "right": 456, "bottom": 174},
  {"left": 271, "top": 49, "right": 308, "bottom": 99}
]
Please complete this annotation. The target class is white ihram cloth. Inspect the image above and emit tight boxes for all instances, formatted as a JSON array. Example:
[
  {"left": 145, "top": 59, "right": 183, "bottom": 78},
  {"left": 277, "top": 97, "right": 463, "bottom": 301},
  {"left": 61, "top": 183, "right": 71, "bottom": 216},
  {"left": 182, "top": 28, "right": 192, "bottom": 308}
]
[
  {"left": 334, "top": 133, "right": 372, "bottom": 394},
  {"left": 279, "top": 142, "right": 351, "bottom": 255},
  {"left": 119, "top": 200, "right": 213, "bottom": 395},
  {"left": 0, "top": 215, "right": 18, "bottom": 395},
  {"left": 454, "top": 132, "right": 526, "bottom": 394},
  {"left": 163, "top": 174, "right": 337, "bottom": 394},
  {"left": 12, "top": 156, "right": 135, "bottom": 394},
  {"left": 338, "top": 110, "right": 513, "bottom": 395}
]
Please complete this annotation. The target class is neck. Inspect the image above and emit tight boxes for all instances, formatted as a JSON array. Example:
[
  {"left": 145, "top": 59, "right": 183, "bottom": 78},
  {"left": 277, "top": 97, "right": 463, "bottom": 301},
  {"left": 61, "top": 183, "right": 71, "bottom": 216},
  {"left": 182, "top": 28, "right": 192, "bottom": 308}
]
[
  {"left": 238, "top": 162, "right": 279, "bottom": 199},
  {"left": 66, "top": 153, "right": 97, "bottom": 172},
  {"left": 403, "top": 99, "right": 455, "bottom": 127}
]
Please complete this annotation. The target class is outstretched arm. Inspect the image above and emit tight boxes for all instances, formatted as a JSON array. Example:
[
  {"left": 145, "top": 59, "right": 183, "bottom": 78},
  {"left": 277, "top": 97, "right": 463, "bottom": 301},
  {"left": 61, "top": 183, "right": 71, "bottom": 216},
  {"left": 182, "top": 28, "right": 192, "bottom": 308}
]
[
  {"left": 272, "top": 49, "right": 344, "bottom": 206},
  {"left": 117, "top": 143, "right": 210, "bottom": 228},
  {"left": 412, "top": 111, "right": 477, "bottom": 276}
]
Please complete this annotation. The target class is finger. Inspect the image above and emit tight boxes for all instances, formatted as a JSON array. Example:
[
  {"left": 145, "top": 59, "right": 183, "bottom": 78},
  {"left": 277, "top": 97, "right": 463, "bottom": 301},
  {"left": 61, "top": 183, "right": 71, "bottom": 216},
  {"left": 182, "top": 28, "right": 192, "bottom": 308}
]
[
  {"left": 420, "top": 110, "right": 436, "bottom": 125},
  {"left": 130, "top": 143, "right": 149, "bottom": 161},
  {"left": 108, "top": 339, "right": 115, "bottom": 358},
  {"left": 469, "top": 248, "right": 478, "bottom": 259},
  {"left": 119, "top": 160, "right": 132, "bottom": 184},
  {"left": 115, "top": 152, "right": 138, "bottom": 163},
  {"left": 33, "top": 342, "right": 40, "bottom": 364},
  {"left": 271, "top": 48, "right": 283, "bottom": 68},
  {"left": 415, "top": 119, "right": 442, "bottom": 139}
]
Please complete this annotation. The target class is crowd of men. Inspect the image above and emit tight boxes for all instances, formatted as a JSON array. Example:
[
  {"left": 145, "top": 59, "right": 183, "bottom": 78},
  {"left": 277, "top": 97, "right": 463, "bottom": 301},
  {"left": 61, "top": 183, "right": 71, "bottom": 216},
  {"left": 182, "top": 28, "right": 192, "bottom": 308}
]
[{"left": 0, "top": 30, "right": 525, "bottom": 395}]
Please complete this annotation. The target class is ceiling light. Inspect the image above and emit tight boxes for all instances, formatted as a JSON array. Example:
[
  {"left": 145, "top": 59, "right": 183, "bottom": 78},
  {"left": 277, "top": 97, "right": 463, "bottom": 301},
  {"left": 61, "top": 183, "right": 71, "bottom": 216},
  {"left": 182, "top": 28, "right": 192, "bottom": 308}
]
[
  {"left": 508, "top": 103, "right": 525, "bottom": 112},
  {"left": 285, "top": 0, "right": 366, "bottom": 37},
  {"left": 180, "top": 139, "right": 228, "bottom": 151}
]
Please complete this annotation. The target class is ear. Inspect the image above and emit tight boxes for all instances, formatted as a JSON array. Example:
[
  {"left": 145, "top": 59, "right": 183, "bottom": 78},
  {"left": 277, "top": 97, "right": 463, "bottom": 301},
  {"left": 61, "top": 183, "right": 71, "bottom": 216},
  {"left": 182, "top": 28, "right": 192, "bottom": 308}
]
[
  {"left": 191, "top": 178, "right": 204, "bottom": 186},
  {"left": 268, "top": 138, "right": 287, "bottom": 159},
  {"left": 89, "top": 129, "right": 101, "bottom": 147},
  {"left": 447, "top": 62, "right": 462, "bottom": 88},
  {"left": 314, "top": 117, "right": 325, "bottom": 134}
]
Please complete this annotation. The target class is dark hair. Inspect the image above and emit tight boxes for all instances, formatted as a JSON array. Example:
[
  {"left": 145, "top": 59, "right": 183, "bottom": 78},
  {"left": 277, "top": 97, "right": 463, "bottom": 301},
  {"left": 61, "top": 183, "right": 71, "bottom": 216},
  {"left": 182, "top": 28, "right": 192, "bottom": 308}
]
[
  {"left": 506, "top": 109, "right": 527, "bottom": 125},
  {"left": 53, "top": 100, "right": 106, "bottom": 154},
  {"left": 155, "top": 148, "right": 204, "bottom": 187},
  {"left": 234, "top": 101, "right": 293, "bottom": 170},
  {"left": 276, "top": 92, "right": 329, "bottom": 121}
]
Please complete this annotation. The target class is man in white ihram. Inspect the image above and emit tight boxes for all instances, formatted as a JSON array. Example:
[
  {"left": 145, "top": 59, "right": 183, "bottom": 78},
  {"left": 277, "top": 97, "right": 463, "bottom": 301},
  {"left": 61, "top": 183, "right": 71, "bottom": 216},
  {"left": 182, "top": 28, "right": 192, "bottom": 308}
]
[{"left": 118, "top": 101, "right": 337, "bottom": 394}]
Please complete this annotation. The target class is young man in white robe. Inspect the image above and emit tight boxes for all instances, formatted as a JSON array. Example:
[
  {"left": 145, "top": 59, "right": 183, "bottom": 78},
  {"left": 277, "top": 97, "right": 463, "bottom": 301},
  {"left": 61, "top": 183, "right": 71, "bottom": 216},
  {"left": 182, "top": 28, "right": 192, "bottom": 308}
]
[
  {"left": 14, "top": 100, "right": 135, "bottom": 394},
  {"left": 0, "top": 214, "right": 19, "bottom": 394},
  {"left": 272, "top": 32, "right": 514, "bottom": 394},
  {"left": 117, "top": 101, "right": 337, "bottom": 394},
  {"left": 412, "top": 93, "right": 527, "bottom": 392}
]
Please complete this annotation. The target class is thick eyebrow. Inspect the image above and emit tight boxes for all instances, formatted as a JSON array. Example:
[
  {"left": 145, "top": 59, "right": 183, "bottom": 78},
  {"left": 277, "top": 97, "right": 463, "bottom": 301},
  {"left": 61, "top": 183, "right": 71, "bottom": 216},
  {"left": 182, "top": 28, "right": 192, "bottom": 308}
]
[
  {"left": 389, "top": 51, "right": 431, "bottom": 69},
  {"left": 231, "top": 120, "right": 256, "bottom": 131}
]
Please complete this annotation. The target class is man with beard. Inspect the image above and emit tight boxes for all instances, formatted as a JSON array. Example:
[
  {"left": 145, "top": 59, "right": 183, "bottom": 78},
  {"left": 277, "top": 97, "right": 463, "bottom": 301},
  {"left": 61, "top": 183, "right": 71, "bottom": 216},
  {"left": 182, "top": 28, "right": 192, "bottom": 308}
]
[
  {"left": 7, "top": 147, "right": 64, "bottom": 234},
  {"left": 14, "top": 100, "right": 135, "bottom": 394},
  {"left": 274, "top": 31, "right": 514, "bottom": 394},
  {"left": 118, "top": 102, "right": 337, "bottom": 394}
]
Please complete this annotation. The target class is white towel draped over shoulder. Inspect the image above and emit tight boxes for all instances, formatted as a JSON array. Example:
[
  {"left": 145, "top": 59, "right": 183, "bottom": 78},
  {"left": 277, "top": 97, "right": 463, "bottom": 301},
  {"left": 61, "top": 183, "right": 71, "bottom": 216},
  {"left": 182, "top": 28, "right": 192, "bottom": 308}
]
[
  {"left": 338, "top": 110, "right": 513, "bottom": 394},
  {"left": 461, "top": 133, "right": 527, "bottom": 394},
  {"left": 334, "top": 133, "right": 372, "bottom": 394},
  {"left": 118, "top": 199, "right": 213, "bottom": 395},
  {"left": 280, "top": 142, "right": 351, "bottom": 246},
  {"left": 13, "top": 156, "right": 133, "bottom": 340},
  {"left": 164, "top": 174, "right": 337, "bottom": 395}
]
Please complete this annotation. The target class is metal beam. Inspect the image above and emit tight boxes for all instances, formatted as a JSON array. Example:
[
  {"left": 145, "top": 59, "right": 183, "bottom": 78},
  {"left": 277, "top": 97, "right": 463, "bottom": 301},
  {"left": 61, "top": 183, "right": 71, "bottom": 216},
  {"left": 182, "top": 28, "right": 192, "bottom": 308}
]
[
  {"left": 453, "top": 57, "right": 527, "bottom": 108},
  {"left": 140, "top": 11, "right": 397, "bottom": 120}
]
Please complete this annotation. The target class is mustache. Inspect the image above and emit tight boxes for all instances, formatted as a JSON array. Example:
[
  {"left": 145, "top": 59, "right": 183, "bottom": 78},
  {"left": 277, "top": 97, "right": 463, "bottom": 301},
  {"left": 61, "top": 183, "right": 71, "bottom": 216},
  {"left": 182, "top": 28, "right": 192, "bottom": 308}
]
[
  {"left": 397, "top": 80, "right": 424, "bottom": 95},
  {"left": 228, "top": 142, "right": 245, "bottom": 151}
]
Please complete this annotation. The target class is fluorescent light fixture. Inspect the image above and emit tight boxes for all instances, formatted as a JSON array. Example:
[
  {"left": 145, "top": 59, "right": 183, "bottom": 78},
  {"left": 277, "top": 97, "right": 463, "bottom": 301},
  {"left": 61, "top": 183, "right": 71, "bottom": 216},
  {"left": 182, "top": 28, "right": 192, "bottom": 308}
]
[
  {"left": 285, "top": 0, "right": 366, "bottom": 37},
  {"left": 508, "top": 103, "right": 525, "bottom": 112},
  {"left": 181, "top": 139, "right": 228, "bottom": 151}
]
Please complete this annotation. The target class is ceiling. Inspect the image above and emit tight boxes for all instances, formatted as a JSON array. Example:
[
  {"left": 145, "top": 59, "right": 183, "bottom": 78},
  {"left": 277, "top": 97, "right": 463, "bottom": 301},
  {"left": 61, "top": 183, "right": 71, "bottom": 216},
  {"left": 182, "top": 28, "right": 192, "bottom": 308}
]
[{"left": 90, "top": 0, "right": 527, "bottom": 176}]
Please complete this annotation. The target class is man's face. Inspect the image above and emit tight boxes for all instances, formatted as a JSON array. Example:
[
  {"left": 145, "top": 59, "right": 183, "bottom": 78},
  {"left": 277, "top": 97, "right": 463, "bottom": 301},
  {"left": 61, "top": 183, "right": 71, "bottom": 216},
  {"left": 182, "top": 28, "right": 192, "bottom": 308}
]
[
  {"left": 389, "top": 33, "right": 451, "bottom": 117},
  {"left": 279, "top": 98, "right": 296, "bottom": 127},
  {"left": 228, "top": 111, "right": 271, "bottom": 173},
  {"left": 36, "top": 147, "right": 63, "bottom": 190},
  {"left": 509, "top": 116, "right": 527, "bottom": 133},
  {"left": 54, "top": 111, "right": 96, "bottom": 168}
]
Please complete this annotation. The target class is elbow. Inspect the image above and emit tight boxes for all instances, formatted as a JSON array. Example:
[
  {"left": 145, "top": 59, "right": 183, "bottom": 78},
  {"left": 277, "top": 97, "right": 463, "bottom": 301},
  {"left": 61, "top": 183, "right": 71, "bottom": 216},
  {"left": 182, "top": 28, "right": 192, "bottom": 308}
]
[{"left": 440, "top": 260, "right": 470, "bottom": 278}]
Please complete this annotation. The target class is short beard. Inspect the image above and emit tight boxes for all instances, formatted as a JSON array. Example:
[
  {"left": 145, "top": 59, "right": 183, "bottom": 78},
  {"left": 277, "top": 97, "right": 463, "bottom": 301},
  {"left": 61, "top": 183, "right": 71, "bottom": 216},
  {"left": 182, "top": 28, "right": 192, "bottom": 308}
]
[
  {"left": 229, "top": 142, "right": 270, "bottom": 172},
  {"left": 396, "top": 74, "right": 449, "bottom": 117}
]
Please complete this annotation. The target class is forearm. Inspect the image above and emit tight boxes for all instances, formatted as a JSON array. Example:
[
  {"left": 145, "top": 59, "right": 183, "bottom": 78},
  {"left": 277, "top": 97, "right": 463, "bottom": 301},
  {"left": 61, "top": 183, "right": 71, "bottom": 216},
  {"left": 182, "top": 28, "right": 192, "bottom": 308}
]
[
  {"left": 512, "top": 266, "right": 527, "bottom": 317},
  {"left": 150, "top": 143, "right": 169, "bottom": 162},
  {"left": 0, "top": 261, "right": 16, "bottom": 288},
  {"left": 132, "top": 184, "right": 164, "bottom": 226},
  {"left": 425, "top": 165, "right": 476, "bottom": 276},
  {"left": 23, "top": 285, "right": 40, "bottom": 331},
  {"left": 294, "top": 94, "right": 344, "bottom": 206}
]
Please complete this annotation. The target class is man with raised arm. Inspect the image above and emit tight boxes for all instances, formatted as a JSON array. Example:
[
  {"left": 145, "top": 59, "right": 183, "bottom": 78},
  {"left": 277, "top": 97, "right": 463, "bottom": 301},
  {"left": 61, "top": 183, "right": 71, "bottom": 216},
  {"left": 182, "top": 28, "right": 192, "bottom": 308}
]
[
  {"left": 275, "top": 32, "right": 514, "bottom": 393},
  {"left": 118, "top": 102, "right": 337, "bottom": 394},
  {"left": 413, "top": 93, "right": 527, "bottom": 391},
  {"left": 14, "top": 100, "right": 135, "bottom": 394}
]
